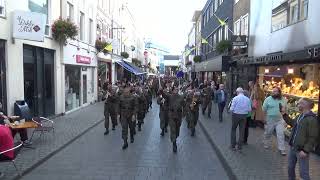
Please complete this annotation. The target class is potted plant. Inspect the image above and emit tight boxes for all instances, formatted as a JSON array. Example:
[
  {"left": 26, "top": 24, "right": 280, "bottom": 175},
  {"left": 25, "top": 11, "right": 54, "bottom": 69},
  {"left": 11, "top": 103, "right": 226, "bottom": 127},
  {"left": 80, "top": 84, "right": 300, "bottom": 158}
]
[
  {"left": 121, "top": 52, "right": 129, "bottom": 59},
  {"left": 216, "top": 40, "right": 232, "bottom": 54},
  {"left": 52, "top": 18, "right": 78, "bottom": 45},
  {"left": 193, "top": 55, "right": 202, "bottom": 63},
  {"left": 95, "top": 40, "right": 111, "bottom": 53}
]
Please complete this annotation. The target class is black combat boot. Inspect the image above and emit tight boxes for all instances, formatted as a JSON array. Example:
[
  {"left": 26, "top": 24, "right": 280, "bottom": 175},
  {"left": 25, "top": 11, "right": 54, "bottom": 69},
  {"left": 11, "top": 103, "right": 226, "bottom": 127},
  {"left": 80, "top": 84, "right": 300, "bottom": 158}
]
[
  {"left": 104, "top": 129, "right": 109, "bottom": 135},
  {"left": 173, "top": 141, "right": 177, "bottom": 153},
  {"left": 164, "top": 127, "right": 168, "bottom": 133},
  {"left": 160, "top": 129, "right": 165, "bottom": 136},
  {"left": 138, "top": 123, "right": 142, "bottom": 131},
  {"left": 191, "top": 128, "right": 195, "bottom": 137},
  {"left": 122, "top": 140, "right": 128, "bottom": 150},
  {"left": 208, "top": 114, "right": 211, "bottom": 118},
  {"left": 130, "top": 135, "right": 134, "bottom": 143},
  {"left": 202, "top": 109, "right": 205, "bottom": 115},
  {"left": 112, "top": 125, "right": 115, "bottom": 131}
]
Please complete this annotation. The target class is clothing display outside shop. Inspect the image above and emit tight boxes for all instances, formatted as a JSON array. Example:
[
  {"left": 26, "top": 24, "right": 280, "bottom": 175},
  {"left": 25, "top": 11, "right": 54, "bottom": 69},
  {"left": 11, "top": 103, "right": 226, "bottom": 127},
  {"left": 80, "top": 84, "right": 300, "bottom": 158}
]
[{"left": 65, "top": 66, "right": 81, "bottom": 111}]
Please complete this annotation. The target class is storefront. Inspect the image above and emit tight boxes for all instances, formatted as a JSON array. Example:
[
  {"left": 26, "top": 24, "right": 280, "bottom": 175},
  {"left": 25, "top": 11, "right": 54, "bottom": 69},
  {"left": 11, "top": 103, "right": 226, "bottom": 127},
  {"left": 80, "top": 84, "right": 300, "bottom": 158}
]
[
  {"left": 0, "top": 40, "right": 6, "bottom": 114},
  {"left": 240, "top": 44, "right": 320, "bottom": 153},
  {"left": 115, "top": 58, "right": 146, "bottom": 82},
  {"left": 63, "top": 45, "right": 97, "bottom": 113},
  {"left": 97, "top": 53, "right": 112, "bottom": 90}
]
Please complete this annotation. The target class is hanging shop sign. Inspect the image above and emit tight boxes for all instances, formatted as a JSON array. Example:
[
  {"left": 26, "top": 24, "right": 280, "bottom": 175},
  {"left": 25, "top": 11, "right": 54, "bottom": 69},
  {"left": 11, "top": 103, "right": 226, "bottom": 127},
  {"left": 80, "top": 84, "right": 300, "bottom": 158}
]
[
  {"left": 12, "top": 11, "right": 46, "bottom": 42},
  {"left": 76, "top": 55, "right": 91, "bottom": 64},
  {"left": 231, "top": 35, "right": 247, "bottom": 46}
]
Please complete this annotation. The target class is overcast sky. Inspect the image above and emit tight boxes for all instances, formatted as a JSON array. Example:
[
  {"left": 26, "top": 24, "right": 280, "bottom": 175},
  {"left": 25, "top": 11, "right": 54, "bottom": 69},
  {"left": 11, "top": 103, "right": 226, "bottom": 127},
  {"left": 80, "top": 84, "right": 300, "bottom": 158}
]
[{"left": 128, "top": 0, "right": 207, "bottom": 54}]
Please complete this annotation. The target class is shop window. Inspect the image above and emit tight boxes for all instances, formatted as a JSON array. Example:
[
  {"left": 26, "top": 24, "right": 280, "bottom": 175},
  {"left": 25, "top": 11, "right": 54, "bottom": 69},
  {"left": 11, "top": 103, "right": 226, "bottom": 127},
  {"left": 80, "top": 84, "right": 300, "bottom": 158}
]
[
  {"left": 0, "top": 0, "right": 5, "bottom": 17},
  {"left": 65, "top": 66, "right": 81, "bottom": 112},
  {"left": 67, "top": 2, "right": 74, "bottom": 22},
  {"left": 79, "top": 11, "right": 85, "bottom": 41}
]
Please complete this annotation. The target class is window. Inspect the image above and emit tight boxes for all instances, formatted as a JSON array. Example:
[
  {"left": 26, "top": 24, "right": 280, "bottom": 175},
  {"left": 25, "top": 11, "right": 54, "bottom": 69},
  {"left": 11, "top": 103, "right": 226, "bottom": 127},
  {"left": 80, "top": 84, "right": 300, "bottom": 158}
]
[
  {"left": 241, "top": 15, "right": 249, "bottom": 36},
  {"left": 215, "top": 0, "right": 218, "bottom": 12},
  {"left": 67, "top": 2, "right": 74, "bottom": 21},
  {"left": 290, "top": 3, "right": 299, "bottom": 23},
  {"left": 89, "top": 19, "right": 93, "bottom": 44},
  {"left": 218, "top": 27, "right": 223, "bottom": 42},
  {"left": 212, "top": 33, "right": 216, "bottom": 49},
  {"left": 224, "top": 23, "right": 229, "bottom": 40},
  {"left": 210, "top": 2, "right": 214, "bottom": 17},
  {"left": 206, "top": 9, "right": 210, "bottom": 22},
  {"left": 203, "top": 14, "right": 206, "bottom": 27},
  {"left": 0, "top": 0, "right": 5, "bottom": 17},
  {"left": 79, "top": 11, "right": 85, "bottom": 41},
  {"left": 301, "top": 0, "right": 308, "bottom": 19},
  {"left": 219, "top": 0, "right": 224, "bottom": 6},
  {"left": 234, "top": 19, "right": 241, "bottom": 35},
  {"left": 234, "top": 0, "right": 240, "bottom": 4},
  {"left": 29, "top": 0, "right": 49, "bottom": 35}
]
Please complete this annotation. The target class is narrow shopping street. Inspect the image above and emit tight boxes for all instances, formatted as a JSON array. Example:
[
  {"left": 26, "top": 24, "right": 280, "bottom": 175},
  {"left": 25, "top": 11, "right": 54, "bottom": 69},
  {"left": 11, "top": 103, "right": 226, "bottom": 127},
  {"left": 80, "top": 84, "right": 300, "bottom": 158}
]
[{"left": 21, "top": 102, "right": 229, "bottom": 180}]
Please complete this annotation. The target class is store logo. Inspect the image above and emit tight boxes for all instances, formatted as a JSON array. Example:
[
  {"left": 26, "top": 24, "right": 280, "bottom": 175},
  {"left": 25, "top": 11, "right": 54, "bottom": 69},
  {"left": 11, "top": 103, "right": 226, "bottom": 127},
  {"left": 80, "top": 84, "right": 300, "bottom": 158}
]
[
  {"left": 33, "top": 25, "right": 41, "bottom": 32},
  {"left": 76, "top": 55, "right": 91, "bottom": 64}
]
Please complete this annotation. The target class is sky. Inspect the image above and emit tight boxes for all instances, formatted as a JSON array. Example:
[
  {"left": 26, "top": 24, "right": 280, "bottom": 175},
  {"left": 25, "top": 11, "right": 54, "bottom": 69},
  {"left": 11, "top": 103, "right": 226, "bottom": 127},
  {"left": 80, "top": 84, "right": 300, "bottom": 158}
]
[{"left": 128, "top": 0, "right": 207, "bottom": 54}]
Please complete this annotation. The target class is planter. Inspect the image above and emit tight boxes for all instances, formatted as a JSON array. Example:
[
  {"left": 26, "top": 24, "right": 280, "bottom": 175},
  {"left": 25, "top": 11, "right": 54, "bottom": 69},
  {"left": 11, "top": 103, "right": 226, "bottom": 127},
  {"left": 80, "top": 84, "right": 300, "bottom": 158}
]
[
  {"left": 52, "top": 18, "right": 78, "bottom": 45},
  {"left": 193, "top": 55, "right": 202, "bottom": 63},
  {"left": 121, "top": 52, "right": 129, "bottom": 59},
  {"left": 95, "top": 40, "right": 111, "bottom": 53},
  {"left": 216, "top": 40, "right": 232, "bottom": 54}
]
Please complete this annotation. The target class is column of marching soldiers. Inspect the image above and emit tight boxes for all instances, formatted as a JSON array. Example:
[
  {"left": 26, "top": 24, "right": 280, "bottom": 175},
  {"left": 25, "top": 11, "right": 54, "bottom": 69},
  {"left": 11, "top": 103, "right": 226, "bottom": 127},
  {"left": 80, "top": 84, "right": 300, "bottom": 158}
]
[{"left": 103, "top": 77, "right": 212, "bottom": 153}]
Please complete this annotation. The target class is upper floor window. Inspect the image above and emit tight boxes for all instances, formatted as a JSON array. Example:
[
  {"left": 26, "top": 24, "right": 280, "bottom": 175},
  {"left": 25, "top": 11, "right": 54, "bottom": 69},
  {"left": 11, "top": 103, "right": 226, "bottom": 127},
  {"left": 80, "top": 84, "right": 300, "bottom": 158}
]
[
  {"left": 89, "top": 18, "right": 93, "bottom": 44},
  {"left": 234, "top": 0, "right": 240, "bottom": 4},
  {"left": 271, "top": 0, "right": 308, "bottom": 32},
  {"left": 234, "top": 19, "right": 241, "bottom": 35},
  {"left": 67, "top": 2, "right": 74, "bottom": 22},
  {"left": 79, "top": 11, "right": 85, "bottom": 41},
  {"left": 214, "top": 0, "right": 218, "bottom": 12},
  {"left": 241, "top": 14, "right": 249, "bottom": 36},
  {"left": 210, "top": 2, "right": 214, "bottom": 17},
  {"left": 219, "top": 0, "right": 224, "bottom": 6},
  {"left": 0, "top": 0, "right": 5, "bottom": 17},
  {"left": 29, "top": 0, "right": 50, "bottom": 35}
]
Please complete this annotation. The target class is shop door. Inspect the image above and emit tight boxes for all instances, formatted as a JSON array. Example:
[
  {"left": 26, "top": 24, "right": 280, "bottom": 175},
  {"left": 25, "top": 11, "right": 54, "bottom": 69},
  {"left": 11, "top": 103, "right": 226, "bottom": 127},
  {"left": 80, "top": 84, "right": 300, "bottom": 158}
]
[
  {"left": 23, "top": 45, "right": 55, "bottom": 117},
  {"left": 82, "top": 74, "right": 87, "bottom": 104},
  {"left": 0, "top": 41, "right": 6, "bottom": 114}
]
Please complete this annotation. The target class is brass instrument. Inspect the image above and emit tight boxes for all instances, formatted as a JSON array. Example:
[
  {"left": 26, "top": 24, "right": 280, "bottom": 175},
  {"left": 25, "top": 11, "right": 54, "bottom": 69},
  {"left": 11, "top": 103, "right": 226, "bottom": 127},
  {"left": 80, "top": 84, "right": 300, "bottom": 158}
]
[{"left": 190, "top": 95, "right": 198, "bottom": 111}]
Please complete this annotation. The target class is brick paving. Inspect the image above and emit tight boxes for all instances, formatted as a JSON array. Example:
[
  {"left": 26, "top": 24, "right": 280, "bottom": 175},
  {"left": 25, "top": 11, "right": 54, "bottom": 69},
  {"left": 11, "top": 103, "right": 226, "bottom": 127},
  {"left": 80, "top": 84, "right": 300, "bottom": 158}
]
[
  {"left": 198, "top": 104, "right": 320, "bottom": 180},
  {"left": 0, "top": 102, "right": 105, "bottom": 180},
  {"left": 21, "top": 101, "right": 228, "bottom": 180}
]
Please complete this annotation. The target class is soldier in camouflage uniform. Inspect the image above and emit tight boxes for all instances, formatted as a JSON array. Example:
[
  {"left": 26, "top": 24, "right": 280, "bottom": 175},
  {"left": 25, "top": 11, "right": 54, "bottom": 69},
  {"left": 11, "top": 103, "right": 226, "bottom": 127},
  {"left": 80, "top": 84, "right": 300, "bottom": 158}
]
[
  {"left": 201, "top": 81, "right": 213, "bottom": 118},
  {"left": 185, "top": 88, "right": 201, "bottom": 136},
  {"left": 119, "top": 87, "right": 136, "bottom": 150},
  {"left": 135, "top": 87, "right": 147, "bottom": 131},
  {"left": 157, "top": 86, "right": 170, "bottom": 136},
  {"left": 104, "top": 85, "right": 119, "bottom": 135},
  {"left": 164, "top": 86, "right": 185, "bottom": 153}
]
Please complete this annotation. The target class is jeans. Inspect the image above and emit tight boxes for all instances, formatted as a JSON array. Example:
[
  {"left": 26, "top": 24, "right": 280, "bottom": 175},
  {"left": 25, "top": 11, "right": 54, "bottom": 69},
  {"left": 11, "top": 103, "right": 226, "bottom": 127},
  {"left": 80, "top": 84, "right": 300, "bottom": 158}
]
[
  {"left": 218, "top": 102, "right": 226, "bottom": 122},
  {"left": 288, "top": 147, "right": 310, "bottom": 180},
  {"left": 244, "top": 116, "right": 251, "bottom": 143},
  {"left": 231, "top": 113, "right": 247, "bottom": 149},
  {"left": 263, "top": 119, "right": 286, "bottom": 151}
]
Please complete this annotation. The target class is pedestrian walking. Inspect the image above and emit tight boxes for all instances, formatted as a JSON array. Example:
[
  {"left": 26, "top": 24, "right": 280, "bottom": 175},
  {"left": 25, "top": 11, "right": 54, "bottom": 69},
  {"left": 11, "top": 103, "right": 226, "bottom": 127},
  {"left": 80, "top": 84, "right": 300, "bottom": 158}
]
[
  {"left": 119, "top": 87, "right": 136, "bottom": 150},
  {"left": 251, "top": 83, "right": 265, "bottom": 124},
  {"left": 262, "top": 87, "right": 287, "bottom": 155},
  {"left": 103, "top": 85, "right": 119, "bottom": 135},
  {"left": 229, "top": 88, "right": 252, "bottom": 151},
  {"left": 287, "top": 98, "right": 319, "bottom": 180},
  {"left": 215, "top": 84, "right": 228, "bottom": 122}
]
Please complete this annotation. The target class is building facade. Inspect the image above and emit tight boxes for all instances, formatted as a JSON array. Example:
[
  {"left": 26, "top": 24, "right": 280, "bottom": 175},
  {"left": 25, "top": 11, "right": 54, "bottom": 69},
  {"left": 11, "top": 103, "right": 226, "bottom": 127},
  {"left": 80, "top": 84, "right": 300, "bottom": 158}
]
[
  {"left": 0, "top": 0, "right": 63, "bottom": 116},
  {"left": 196, "top": 0, "right": 233, "bottom": 84}
]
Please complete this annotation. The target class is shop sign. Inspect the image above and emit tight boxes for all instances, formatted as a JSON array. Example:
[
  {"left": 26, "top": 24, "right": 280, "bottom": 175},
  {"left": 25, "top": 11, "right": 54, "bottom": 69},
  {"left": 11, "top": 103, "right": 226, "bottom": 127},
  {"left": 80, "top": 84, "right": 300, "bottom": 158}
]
[
  {"left": 231, "top": 35, "right": 247, "bottom": 46},
  {"left": 76, "top": 55, "right": 91, "bottom": 64},
  {"left": 12, "top": 11, "right": 46, "bottom": 42},
  {"left": 307, "top": 46, "right": 320, "bottom": 59}
]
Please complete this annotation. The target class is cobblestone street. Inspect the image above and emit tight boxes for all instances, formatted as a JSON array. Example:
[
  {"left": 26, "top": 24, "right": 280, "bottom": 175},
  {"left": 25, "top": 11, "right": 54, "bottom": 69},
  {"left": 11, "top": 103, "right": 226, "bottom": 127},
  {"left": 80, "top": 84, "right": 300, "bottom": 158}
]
[{"left": 20, "top": 102, "right": 229, "bottom": 180}]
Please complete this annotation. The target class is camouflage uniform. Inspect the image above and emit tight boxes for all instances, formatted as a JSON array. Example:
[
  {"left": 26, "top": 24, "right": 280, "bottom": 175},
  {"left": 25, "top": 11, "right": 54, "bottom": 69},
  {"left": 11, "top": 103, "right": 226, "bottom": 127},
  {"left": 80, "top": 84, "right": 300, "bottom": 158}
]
[
  {"left": 103, "top": 86, "right": 119, "bottom": 135},
  {"left": 119, "top": 88, "right": 136, "bottom": 149},
  {"left": 136, "top": 89, "right": 147, "bottom": 131},
  {"left": 157, "top": 89, "right": 169, "bottom": 136},
  {"left": 185, "top": 90, "right": 201, "bottom": 136},
  {"left": 201, "top": 85, "right": 213, "bottom": 118}
]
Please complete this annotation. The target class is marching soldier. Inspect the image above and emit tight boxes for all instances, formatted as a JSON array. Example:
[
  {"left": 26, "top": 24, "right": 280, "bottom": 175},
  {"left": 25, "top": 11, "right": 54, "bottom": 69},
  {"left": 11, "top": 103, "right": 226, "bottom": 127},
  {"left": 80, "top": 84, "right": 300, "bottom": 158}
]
[
  {"left": 185, "top": 88, "right": 201, "bottom": 136},
  {"left": 119, "top": 87, "right": 136, "bottom": 150},
  {"left": 164, "top": 86, "right": 185, "bottom": 153},
  {"left": 136, "top": 87, "right": 147, "bottom": 131},
  {"left": 157, "top": 87, "right": 169, "bottom": 136},
  {"left": 201, "top": 81, "right": 213, "bottom": 118},
  {"left": 104, "top": 85, "right": 119, "bottom": 135}
]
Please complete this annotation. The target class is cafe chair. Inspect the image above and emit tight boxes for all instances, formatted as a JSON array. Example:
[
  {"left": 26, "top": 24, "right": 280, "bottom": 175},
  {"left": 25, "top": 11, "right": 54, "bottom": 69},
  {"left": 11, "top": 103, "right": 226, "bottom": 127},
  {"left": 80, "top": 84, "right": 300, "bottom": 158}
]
[
  {"left": 0, "top": 143, "right": 23, "bottom": 176},
  {"left": 30, "top": 117, "right": 55, "bottom": 141}
]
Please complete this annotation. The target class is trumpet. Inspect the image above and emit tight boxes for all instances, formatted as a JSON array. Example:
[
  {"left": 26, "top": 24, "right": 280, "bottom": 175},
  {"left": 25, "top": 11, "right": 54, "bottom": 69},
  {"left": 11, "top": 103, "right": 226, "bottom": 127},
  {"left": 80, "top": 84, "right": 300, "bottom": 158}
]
[{"left": 190, "top": 96, "right": 198, "bottom": 111}]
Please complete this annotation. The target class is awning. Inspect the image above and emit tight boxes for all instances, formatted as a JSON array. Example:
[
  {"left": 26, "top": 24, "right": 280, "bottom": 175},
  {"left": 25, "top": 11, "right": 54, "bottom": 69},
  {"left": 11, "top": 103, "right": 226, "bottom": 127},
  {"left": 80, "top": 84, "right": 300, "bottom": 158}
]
[
  {"left": 124, "top": 61, "right": 147, "bottom": 75},
  {"left": 195, "top": 55, "right": 230, "bottom": 72},
  {"left": 116, "top": 60, "right": 146, "bottom": 76}
]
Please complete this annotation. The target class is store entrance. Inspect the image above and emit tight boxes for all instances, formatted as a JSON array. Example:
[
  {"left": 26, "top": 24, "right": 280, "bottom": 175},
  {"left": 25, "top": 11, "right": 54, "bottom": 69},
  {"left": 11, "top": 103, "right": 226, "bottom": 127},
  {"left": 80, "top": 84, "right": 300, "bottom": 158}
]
[
  {"left": 0, "top": 41, "right": 6, "bottom": 114},
  {"left": 23, "top": 45, "right": 55, "bottom": 117}
]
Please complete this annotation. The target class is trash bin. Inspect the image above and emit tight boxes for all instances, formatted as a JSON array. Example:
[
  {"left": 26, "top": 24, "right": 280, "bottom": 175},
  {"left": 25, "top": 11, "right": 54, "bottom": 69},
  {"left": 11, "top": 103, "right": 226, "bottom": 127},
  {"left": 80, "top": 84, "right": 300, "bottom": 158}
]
[{"left": 14, "top": 100, "right": 32, "bottom": 121}]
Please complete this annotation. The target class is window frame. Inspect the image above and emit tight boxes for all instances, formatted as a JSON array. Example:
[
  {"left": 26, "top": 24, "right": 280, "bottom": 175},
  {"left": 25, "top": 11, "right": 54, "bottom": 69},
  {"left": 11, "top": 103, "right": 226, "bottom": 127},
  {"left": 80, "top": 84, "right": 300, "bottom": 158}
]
[
  {"left": 67, "top": 2, "right": 74, "bottom": 22},
  {"left": 241, "top": 14, "right": 249, "bottom": 36},
  {"left": 88, "top": 18, "right": 93, "bottom": 44},
  {"left": 79, "top": 11, "right": 85, "bottom": 41},
  {"left": 234, "top": 19, "right": 241, "bottom": 35},
  {"left": 0, "top": 0, "right": 6, "bottom": 17}
]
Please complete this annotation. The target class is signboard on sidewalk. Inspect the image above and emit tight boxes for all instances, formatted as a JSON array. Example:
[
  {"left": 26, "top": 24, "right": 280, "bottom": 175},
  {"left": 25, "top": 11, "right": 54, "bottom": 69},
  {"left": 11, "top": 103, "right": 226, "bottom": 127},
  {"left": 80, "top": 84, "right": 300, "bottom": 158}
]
[
  {"left": 12, "top": 11, "right": 46, "bottom": 42},
  {"left": 231, "top": 35, "right": 247, "bottom": 46}
]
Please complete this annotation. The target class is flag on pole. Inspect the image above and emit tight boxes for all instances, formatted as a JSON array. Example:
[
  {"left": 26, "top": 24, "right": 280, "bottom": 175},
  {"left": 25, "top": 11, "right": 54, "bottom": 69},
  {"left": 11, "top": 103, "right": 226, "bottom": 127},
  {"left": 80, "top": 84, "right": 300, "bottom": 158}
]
[
  {"left": 201, "top": 38, "right": 208, "bottom": 44},
  {"left": 213, "top": 14, "right": 226, "bottom": 26},
  {"left": 184, "top": 47, "right": 196, "bottom": 56},
  {"left": 104, "top": 43, "right": 113, "bottom": 52}
]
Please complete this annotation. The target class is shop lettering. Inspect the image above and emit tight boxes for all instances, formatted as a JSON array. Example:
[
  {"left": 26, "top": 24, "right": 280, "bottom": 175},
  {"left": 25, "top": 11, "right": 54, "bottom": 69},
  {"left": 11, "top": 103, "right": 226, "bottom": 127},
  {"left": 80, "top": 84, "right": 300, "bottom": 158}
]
[
  {"left": 76, "top": 55, "right": 91, "bottom": 64},
  {"left": 17, "top": 16, "right": 34, "bottom": 33},
  {"left": 308, "top": 47, "right": 320, "bottom": 58},
  {"left": 255, "top": 55, "right": 282, "bottom": 63}
]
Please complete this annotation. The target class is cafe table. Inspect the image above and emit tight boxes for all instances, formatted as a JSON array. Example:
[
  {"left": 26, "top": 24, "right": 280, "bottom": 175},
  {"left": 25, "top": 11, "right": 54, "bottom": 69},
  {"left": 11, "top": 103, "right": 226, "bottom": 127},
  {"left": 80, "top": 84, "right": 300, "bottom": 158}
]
[{"left": 9, "top": 121, "right": 38, "bottom": 149}]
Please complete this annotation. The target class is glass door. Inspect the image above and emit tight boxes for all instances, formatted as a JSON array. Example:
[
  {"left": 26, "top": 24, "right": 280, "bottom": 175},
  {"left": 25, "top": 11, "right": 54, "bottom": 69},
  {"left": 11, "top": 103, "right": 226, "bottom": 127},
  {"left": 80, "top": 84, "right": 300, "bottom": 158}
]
[{"left": 82, "top": 74, "right": 87, "bottom": 104}]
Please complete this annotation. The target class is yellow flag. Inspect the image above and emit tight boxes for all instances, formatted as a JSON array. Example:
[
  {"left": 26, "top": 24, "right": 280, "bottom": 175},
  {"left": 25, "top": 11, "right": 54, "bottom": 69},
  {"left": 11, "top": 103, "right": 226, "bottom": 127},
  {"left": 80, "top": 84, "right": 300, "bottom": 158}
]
[
  {"left": 214, "top": 14, "right": 226, "bottom": 26},
  {"left": 201, "top": 38, "right": 208, "bottom": 44},
  {"left": 104, "top": 44, "right": 113, "bottom": 52}
]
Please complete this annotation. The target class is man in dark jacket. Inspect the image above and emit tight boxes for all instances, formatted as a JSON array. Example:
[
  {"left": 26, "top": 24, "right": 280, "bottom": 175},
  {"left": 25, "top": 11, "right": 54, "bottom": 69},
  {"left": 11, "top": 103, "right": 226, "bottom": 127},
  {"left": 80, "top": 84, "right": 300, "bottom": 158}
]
[
  {"left": 157, "top": 88, "right": 169, "bottom": 136},
  {"left": 103, "top": 85, "right": 119, "bottom": 135},
  {"left": 287, "top": 98, "right": 319, "bottom": 180}
]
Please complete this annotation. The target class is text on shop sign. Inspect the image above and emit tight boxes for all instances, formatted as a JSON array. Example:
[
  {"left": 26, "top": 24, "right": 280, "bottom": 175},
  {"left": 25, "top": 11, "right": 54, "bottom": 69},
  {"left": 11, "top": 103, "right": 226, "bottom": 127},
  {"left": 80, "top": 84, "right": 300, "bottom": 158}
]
[
  {"left": 308, "top": 46, "right": 320, "bottom": 59},
  {"left": 76, "top": 55, "right": 91, "bottom": 64}
]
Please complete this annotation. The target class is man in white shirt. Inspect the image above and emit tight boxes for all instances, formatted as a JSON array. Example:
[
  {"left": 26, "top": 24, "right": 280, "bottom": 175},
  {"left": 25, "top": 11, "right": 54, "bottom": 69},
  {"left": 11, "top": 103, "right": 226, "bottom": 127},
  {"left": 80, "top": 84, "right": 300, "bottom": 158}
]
[{"left": 229, "top": 87, "right": 252, "bottom": 151}]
